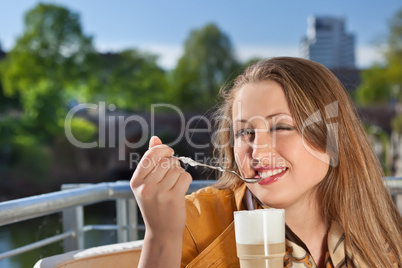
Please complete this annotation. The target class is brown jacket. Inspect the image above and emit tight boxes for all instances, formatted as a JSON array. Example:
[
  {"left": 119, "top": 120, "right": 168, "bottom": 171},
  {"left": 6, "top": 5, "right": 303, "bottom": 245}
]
[
  {"left": 181, "top": 184, "right": 246, "bottom": 267},
  {"left": 180, "top": 184, "right": 379, "bottom": 268}
]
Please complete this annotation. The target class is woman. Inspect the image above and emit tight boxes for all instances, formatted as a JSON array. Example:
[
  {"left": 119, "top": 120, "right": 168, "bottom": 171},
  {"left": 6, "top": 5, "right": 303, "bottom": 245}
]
[{"left": 131, "top": 57, "right": 402, "bottom": 267}]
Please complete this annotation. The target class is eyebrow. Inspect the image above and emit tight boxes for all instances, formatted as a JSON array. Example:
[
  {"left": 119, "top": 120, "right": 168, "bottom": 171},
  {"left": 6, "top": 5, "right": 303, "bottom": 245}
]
[{"left": 234, "top": 113, "right": 292, "bottom": 123}]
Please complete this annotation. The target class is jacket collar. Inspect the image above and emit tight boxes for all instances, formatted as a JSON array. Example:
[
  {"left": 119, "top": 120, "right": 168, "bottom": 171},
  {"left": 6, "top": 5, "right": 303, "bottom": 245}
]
[{"left": 234, "top": 183, "right": 247, "bottom": 211}]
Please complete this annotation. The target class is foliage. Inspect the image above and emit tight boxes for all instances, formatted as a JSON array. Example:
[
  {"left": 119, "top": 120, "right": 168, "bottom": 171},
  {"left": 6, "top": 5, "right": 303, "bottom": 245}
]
[
  {"left": 68, "top": 117, "right": 97, "bottom": 143},
  {"left": 85, "top": 49, "right": 169, "bottom": 111},
  {"left": 356, "top": 8, "right": 402, "bottom": 105},
  {"left": 364, "top": 124, "right": 391, "bottom": 175},
  {"left": 10, "top": 134, "right": 50, "bottom": 178},
  {"left": 0, "top": 116, "right": 22, "bottom": 169},
  {"left": 392, "top": 114, "right": 402, "bottom": 134},
  {"left": 1, "top": 3, "right": 94, "bottom": 93},
  {"left": 21, "top": 80, "right": 68, "bottom": 139},
  {"left": 0, "top": 3, "right": 175, "bottom": 192},
  {"left": 356, "top": 64, "right": 396, "bottom": 105},
  {"left": 169, "top": 23, "right": 240, "bottom": 110},
  {"left": 0, "top": 47, "right": 20, "bottom": 111},
  {"left": 0, "top": 116, "right": 21, "bottom": 144},
  {"left": 0, "top": 76, "right": 20, "bottom": 112},
  {"left": 0, "top": 3, "right": 95, "bottom": 141},
  {"left": 387, "top": 9, "right": 402, "bottom": 63},
  {"left": 0, "top": 116, "right": 49, "bottom": 181},
  {"left": 0, "top": 116, "right": 19, "bottom": 172}
]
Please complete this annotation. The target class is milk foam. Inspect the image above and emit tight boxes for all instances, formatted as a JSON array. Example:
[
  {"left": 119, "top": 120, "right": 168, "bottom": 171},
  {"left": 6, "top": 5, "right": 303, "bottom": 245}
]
[{"left": 234, "top": 209, "right": 285, "bottom": 245}]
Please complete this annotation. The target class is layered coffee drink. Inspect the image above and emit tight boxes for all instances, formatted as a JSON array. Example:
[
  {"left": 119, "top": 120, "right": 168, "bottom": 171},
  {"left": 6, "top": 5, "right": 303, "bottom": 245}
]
[
  {"left": 236, "top": 242, "right": 285, "bottom": 267},
  {"left": 234, "top": 209, "right": 285, "bottom": 268}
]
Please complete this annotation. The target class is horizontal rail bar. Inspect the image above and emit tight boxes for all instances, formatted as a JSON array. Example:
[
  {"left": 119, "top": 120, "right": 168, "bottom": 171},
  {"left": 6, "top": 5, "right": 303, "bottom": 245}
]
[
  {"left": 384, "top": 177, "right": 402, "bottom": 194},
  {"left": 0, "top": 179, "right": 400, "bottom": 261},
  {"left": 83, "top": 225, "right": 118, "bottom": 232},
  {"left": 82, "top": 224, "right": 146, "bottom": 232},
  {"left": 0, "top": 183, "right": 119, "bottom": 226},
  {"left": 0, "top": 180, "right": 215, "bottom": 227},
  {"left": 0, "top": 231, "right": 74, "bottom": 260},
  {"left": 1, "top": 179, "right": 400, "bottom": 227},
  {"left": 82, "top": 224, "right": 146, "bottom": 233}
]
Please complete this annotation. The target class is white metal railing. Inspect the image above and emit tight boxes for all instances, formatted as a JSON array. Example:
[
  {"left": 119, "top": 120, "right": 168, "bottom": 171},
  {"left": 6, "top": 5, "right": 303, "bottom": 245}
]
[
  {"left": 0, "top": 178, "right": 401, "bottom": 261},
  {"left": 0, "top": 180, "right": 214, "bottom": 260}
]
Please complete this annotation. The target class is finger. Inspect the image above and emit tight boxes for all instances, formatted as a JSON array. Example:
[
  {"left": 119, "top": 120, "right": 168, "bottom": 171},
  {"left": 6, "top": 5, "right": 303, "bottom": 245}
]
[
  {"left": 132, "top": 158, "right": 181, "bottom": 203},
  {"left": 157, "top": 161, "right": 186, "bottom": 191},
  {"left": 140, "top": 136, "right": 170, "bottom": 174},
  {"left": 149, "top": 136, "right": 163, "bottom": 149},
  {"left": 172, "top": 171, "right": 193, "bottom": 196},
  {"left": 131, "top": 152, "right": 177, "bottom": 187},
  {"left": 133, "top": 140, "right": 174, "bottom": 172},
  {"left": 144, "top": 157, "right": 181, "bottom": 185}
]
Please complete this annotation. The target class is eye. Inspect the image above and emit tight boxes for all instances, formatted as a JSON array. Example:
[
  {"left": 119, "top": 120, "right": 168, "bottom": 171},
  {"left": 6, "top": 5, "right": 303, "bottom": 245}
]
[
  {"left": 270, "top": 124, "right": 294, "bottom": 132},
  {"left": 235, "top": 129, "right": 255, "bottom": 138}
]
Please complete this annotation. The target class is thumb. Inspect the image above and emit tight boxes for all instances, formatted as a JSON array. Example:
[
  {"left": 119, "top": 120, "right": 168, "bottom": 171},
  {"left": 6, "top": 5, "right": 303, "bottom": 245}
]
[{"left": 149, "top": 136, "right": 163, "bottom": 149}]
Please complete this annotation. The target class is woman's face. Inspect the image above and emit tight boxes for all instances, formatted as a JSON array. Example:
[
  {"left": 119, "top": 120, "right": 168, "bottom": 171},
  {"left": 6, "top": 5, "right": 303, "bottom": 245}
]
[{"left": 232, "top": 80, "right": 329, "bottom": 210}]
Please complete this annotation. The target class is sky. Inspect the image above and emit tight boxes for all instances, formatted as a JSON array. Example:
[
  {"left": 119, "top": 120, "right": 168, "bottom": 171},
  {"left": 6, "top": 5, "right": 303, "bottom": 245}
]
[{"left": 0, "top": 0, "right": 401, "bottom": 70}]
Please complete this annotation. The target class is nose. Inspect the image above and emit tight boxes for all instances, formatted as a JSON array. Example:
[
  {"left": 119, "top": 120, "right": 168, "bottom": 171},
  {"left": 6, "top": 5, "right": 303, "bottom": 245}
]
[{"left": 251, "top": 131, "right": 277, "bottom": 163}]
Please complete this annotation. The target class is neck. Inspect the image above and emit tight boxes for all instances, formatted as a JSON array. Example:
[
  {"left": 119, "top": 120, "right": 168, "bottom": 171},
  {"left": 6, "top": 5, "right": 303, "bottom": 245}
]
[{"left": 285, "top": 196, "right": 328, "bottom": 267}]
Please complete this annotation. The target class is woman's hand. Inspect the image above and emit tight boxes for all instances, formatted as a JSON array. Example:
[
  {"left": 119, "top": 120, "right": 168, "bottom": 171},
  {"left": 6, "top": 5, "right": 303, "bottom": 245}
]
[{"left": 130, "top": 136, "right": 192, "bottom": 267}]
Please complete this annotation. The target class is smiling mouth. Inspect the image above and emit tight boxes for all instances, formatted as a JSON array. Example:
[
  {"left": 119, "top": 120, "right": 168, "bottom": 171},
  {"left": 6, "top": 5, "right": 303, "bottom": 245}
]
[
  {"left": 253, "top": 167, "right": 288, "bottom": 185},
  {"left": 256, "top": 168, "right": 287, "bottom": 178}
]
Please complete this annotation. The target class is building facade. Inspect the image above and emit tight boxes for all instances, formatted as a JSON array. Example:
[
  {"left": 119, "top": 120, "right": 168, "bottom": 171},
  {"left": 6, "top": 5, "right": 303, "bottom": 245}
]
[{"left": 301, "top": 16, "right": 355, "bottom": 69}]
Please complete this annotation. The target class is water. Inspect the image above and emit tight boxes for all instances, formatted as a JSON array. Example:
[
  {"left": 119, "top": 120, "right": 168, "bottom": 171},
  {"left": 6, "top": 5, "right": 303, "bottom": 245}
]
[
  {"left": 0, "top": 215, "right": 64, "bottom": 268},
  {"left": 0, "top": 202, "right": 129, "bottom": 268}
]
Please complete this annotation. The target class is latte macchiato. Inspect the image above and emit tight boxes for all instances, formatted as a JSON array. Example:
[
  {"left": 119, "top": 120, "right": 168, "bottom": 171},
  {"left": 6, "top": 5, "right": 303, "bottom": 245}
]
[
  {"left": 234, "top": 209, "right": 285, "bottom": 268},
  {"left": 236, "top": 243, "right": 285, "bottom": 268}
]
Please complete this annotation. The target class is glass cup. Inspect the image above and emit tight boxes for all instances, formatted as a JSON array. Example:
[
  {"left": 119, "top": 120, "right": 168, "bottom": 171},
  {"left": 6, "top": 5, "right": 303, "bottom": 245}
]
[{"left": 234, "top": 209, "right": 285, "bottom": 268}]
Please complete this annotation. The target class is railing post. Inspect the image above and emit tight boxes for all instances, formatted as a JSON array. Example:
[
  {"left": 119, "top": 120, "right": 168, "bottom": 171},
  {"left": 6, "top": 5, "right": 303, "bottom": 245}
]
[
  {"left": 128, "top": 198, "right": 139, "bottom": 241},
  {"left": 62, "top": 206, "right": 84, "bottom": 251},
  {"left": 116, "top": 199, "right": 129, "bottom": 243},
  {"left": 0, "top": 180, "right": 216, "bottom": 261},
  {"left": 395, "top": 194, "right": 402, "bottom": 215}
]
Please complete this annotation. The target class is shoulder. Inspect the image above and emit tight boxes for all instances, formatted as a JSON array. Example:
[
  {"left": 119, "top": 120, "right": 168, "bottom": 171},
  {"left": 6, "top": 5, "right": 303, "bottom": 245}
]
[
  {"left": 185, "top": 185, "right": 246, "bottom": 235},
  {"left": 183, "top": 186, "right": 240, "bottom": 264},
  {"left": 185, "top": 185, "right": 246, "bottom": 216},
  {"left": 186, "top": 186, "right": 236, "bottom": 205},
  {"left": 186, "top": 187, "right": 237, "bottom": 219}
]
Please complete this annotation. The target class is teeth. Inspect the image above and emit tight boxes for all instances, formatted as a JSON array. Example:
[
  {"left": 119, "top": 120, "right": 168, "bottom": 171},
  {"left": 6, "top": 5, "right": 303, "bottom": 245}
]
[{"left": 258, "top": 168, "right": 286, "bottom": 178}]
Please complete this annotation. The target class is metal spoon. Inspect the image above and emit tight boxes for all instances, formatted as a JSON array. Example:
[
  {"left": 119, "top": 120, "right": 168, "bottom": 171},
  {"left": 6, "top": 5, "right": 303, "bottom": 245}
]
[{"left": 172, "top": 156, "right": 262, "bottom": 183}]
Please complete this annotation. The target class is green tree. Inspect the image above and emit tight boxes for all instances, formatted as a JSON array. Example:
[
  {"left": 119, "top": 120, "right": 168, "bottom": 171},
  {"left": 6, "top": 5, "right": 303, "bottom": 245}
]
[
  {"left": 387, "top": 9, "right": 402, "bottom": 63},
  {"left": 85, "top": 49, "right": 169, "bottom": 111},
  {"left": 0, "top": 47, "right": 20, "bottom": 112},
  {"left": 169, "top": 23, "right": 240, "bottom": 110},
  {"left": 0, "top": 3, "right": 95, "bottom": 140},
  {"left": 357, "top": 8, "right": 402, "bottom": 105},
  {"left": 0, "top": 77, "right": 21, "bottom": 113}
]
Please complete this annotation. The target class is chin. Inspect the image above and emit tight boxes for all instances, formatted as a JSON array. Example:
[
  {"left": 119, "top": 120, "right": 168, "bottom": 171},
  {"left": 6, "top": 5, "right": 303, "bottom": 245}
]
[{"left": 251, "top": 188, "right": 289, "bottom": 209}]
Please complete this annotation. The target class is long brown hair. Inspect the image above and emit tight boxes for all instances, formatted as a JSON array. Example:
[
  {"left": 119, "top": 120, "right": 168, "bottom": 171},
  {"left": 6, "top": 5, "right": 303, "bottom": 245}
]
[{"left": 213, "top": 57, "right": 402, "bottom": 267}]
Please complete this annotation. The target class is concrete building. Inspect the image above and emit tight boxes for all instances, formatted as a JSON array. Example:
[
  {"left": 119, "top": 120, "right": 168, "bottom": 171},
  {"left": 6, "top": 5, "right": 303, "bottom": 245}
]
[{"left": 301, "top": 16, "right": 355, "bottom": 69}]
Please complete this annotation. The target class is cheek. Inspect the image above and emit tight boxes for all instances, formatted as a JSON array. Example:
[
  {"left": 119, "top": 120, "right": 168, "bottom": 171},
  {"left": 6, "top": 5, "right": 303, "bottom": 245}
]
[
  {"left": 277, "top": 133, "right": 330, "bottom": 166},
  {"left": 275, "top": 134, "right": 301, "bottom": 156},
  {"left": 233, "top": 140, "right": 251, "bottom": 168},
  {"left": 277, "top": 135, "right": 329, "bottom": 178}
]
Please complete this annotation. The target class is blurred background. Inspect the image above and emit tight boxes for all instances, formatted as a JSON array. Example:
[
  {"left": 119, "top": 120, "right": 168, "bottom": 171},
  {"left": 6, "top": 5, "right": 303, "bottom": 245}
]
[{"left": 0, "top": 0, "right": 401, "bottom": 266}]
